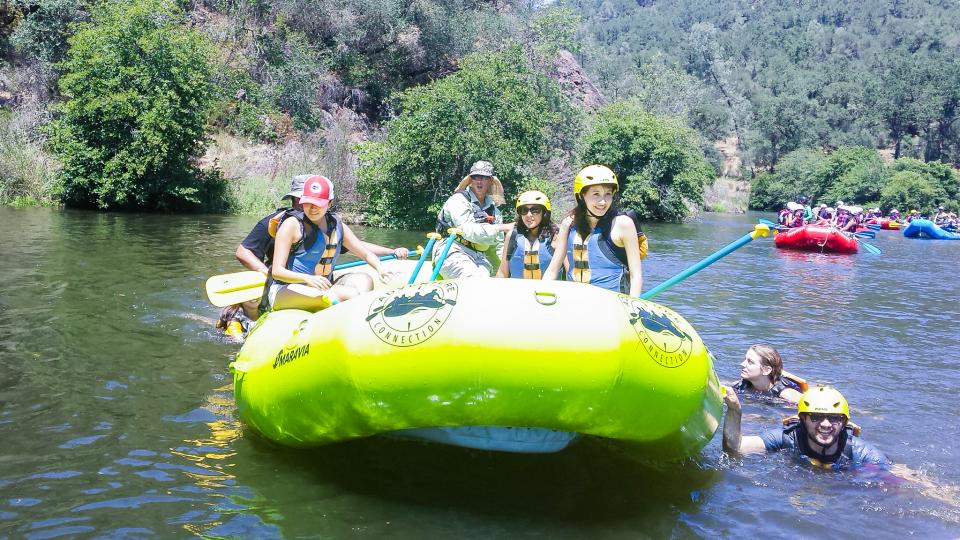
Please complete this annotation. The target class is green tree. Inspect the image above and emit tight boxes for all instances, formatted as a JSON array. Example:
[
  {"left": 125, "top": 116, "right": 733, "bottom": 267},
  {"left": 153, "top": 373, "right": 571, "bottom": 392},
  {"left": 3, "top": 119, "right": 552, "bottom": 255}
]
[
  {"left": 748, "top": 148, "right": 827, "bottom": 210},
  {"left": 874, "top": 51, "right": 943, "bottom": 159},
  {"left": 10, "top": 0, "right": 84, "bottom": 64},
  {"left": 579, "top": 100, "right": 714, "bottom": 221},
  {"left": 819, "top": 147, "right": 888, "bottom": 206},
  {"left": 531, "top": 6, "right": 582, "bottom": 60},
  {"left": 879, "top": 171, "right": 946, "bottom": 215},
  {"left": 49, "top": 0, "right": 223, "bottom": 210},
  {"left": 356, "top": 47, "right": 575, "bottom": 228},
  {"left": 748, "top": 94, "right": 819, "bottom": 170},
  {"left": 888, "top": 158, "right": 960, "bottom": 204}
]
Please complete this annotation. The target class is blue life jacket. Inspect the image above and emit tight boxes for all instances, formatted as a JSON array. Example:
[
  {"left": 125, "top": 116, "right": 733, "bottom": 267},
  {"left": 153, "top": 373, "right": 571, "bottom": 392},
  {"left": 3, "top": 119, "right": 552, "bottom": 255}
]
[
  {"left": 278, "top": 212, "right": 343, "bottom": 281},
  {"left": 566, "top": 225, "right": 626, "bottom": 293},
  {"left": 506, "top": 228, "right": 555, "bottom": 279}
]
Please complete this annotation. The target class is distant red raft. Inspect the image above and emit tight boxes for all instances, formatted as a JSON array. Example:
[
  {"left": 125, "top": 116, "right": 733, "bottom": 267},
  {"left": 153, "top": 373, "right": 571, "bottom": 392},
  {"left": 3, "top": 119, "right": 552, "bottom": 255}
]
[
  {"left": 774, "top": 225, "right": 858, "bottom": 254},
  {"left": 865, "top": 217, "right": 901, "bottom": 230}
]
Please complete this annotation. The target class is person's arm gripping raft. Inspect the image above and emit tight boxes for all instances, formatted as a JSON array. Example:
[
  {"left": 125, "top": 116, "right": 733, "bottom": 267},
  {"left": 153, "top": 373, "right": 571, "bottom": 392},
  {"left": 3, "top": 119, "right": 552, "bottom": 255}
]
[
  {"left": 496, "top": 226, "right": 516, "bottom": 278},
  {"left": 542, "top": 216, "right": 571, "bottom": 282},
  {"left": 613, "top": 212, "right": 643, "bottom": 297},
  {"left": 721, "top": 387, "right": 768, "bottom": 454}
]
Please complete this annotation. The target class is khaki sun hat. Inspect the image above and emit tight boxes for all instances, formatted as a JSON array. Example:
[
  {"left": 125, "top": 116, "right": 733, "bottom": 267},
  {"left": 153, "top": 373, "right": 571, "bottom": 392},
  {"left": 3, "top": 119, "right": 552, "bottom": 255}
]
[{"left": 456, "top": 160, "right": 505, "bottom": 205}]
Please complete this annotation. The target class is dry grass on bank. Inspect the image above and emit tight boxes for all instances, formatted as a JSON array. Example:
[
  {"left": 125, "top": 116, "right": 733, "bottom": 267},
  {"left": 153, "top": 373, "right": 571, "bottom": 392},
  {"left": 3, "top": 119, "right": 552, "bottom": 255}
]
[
  {"left": 703, "top": 177, "right": 750, "bottom": 213},
  {"left": 0, "top": 105, "right": 59, "bottom": 207},
  {"left": 203, "top": 109, "right": 365, "bottom": 217}
]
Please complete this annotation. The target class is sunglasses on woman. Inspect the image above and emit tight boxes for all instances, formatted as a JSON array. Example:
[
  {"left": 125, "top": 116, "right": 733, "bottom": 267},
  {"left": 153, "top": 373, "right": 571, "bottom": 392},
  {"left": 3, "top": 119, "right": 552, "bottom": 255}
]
[{"left": 518, "top": 206, "right": 543, "bottom": 216}]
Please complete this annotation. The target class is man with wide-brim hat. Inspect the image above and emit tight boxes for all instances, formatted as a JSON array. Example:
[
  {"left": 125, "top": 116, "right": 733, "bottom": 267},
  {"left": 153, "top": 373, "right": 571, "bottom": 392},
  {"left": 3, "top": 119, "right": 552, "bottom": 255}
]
[
  {"left": 434, "top": 160, "right": 514, "bottom": 279},
  {"left": 235, "top": 174, "right": 310, "bottom": 275}
]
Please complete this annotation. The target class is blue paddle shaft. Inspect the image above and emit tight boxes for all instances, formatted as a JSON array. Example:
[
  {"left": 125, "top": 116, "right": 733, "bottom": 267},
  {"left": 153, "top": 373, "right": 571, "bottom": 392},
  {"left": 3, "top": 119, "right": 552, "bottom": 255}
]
[
  {"left": 640, "top": 230, "right": 758, "bottom": 300},
  {"left": 430, "top": 233, "right": 459, "bottom": 281},
  {"left": 334, "top": 256, "right": 395, "bottom": 270},
  {"left": 408, "top": 237, "right": 438, "bottom": 284},
  {"left": 333, "top": 247, "right": 417, "bottom": 270}
]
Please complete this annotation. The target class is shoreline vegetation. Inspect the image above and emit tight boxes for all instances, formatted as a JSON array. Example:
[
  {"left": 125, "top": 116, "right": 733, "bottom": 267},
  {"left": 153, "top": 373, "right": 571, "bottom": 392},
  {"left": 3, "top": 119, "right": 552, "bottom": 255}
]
[{"left": 2, "top": 0, "right": 960, "bottom": 219}]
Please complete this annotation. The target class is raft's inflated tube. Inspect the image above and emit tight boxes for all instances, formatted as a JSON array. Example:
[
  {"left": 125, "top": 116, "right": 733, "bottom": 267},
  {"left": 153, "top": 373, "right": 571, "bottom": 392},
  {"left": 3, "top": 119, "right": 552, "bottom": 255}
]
[
  {"left": 773, "top": 225, "right": 858, "bottom": 253},
  {"left": 903, "top": 219, "right": 960, "bottom": 240},
  {"left": 231, "top": 279, "right": 722, "bottom": 460}
]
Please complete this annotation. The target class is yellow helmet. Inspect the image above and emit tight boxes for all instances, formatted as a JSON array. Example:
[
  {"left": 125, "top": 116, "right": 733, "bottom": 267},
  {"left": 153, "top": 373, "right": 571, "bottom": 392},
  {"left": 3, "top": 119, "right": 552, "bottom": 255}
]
[
  {"left": 573, "top": 165, "right": 618, "bottom": 196},
  {"left": 516, "top": 190, "right": 551, "bottom": 212},
  {"left": 797, "top": 386, "right": 850, "bottom": 420}
]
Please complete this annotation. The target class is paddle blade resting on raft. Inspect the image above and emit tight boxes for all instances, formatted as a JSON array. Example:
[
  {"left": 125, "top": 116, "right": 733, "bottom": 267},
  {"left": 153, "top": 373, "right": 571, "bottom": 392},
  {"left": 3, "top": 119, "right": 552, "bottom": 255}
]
[
  {"left": 204, "top": 249, "right": 420, "bottom": 307},
  {"left": 639, "top": 224, "right": 770, "bottom": 300},
  {"left": 206, "top": 271, "right": 267, "bottom": 307}
]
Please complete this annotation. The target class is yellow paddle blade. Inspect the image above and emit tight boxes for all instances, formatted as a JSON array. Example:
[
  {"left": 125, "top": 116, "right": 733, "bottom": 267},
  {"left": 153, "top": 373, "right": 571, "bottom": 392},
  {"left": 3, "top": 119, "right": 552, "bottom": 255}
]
[{"left": 205, "top": 271, "right": 266, "bottom": 307}]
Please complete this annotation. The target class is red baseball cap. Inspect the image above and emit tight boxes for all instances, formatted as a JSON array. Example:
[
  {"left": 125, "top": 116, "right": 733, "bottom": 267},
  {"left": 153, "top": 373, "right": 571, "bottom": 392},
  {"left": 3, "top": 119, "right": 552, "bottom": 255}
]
[{"left": 300, "top": 175, "right": 334, "bottom": 207}]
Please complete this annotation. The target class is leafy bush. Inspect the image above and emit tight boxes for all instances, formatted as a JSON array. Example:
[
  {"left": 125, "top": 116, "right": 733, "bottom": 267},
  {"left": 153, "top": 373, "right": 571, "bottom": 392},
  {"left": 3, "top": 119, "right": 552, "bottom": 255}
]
[
  {"left": 749, "top": 146, "right": 888, "bottom": 210},
  {"left": 819, "top": 147, "right": 888, "bottom": 206},
  {"left": 879, "top": 171, "right": 946, "bottom": 214},
  {"left": 888, "top": 158, "right": 960, "bottom": 204},
  {"left": 357, "top": 47, "right": 575, "bottom": 228},
  {"left": 209, "top": 70, "right": 292, "bottom": 143},
  {"left": 531, "top": 6, "right": 581, "bottom": 60},
  {"left": 10, "top": 0, "right": 85, "bottom": 64},
  {"left": 579, "top": 100, "right": 714, "bottom": 221},
  {"left": 48, "top": 0, "right": 224, "bottom": 210},
  {"left": 255, "top": 20, "right": 324, "bottom": 130}
]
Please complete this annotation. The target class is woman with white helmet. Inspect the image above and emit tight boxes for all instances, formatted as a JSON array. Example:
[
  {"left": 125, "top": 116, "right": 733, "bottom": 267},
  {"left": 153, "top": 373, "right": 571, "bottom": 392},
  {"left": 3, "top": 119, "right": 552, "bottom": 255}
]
[
  {"left": 496, "top": 190, "right": 559, "bottom": 279},
  {"left": 542, "top": 165, "right": 643, "bottom": 296}
]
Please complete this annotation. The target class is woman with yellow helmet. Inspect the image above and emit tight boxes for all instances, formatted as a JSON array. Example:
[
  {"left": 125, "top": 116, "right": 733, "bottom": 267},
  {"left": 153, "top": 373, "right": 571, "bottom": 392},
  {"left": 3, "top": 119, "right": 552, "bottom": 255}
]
[
  {"left": 542, "top": 165, "right": 643, "bottom": 296},
  {"left": 496, "top": 191, "right": 559, "bottom": 279}
]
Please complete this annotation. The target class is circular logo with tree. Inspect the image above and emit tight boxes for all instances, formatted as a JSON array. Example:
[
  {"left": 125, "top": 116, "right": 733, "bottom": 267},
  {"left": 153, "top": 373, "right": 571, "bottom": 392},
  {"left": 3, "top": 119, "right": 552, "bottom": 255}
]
[
  {"left": 366, "top": 282, "right": 458, "bottom": 347},
  {"left": 619, "top": 296, "right": 694, "bottom": 368}
]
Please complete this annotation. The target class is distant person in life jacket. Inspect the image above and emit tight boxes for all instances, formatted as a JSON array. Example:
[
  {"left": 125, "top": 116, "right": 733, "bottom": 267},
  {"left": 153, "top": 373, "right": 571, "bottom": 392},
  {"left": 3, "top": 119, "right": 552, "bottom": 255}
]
[
  {"left": 434, "top": 160, "right": 515, "bottom": 279},
  {"left": 542, "top": 165, "right": 644, "bottom": 296},
  {"left": 496, "top": 191, "right": 560, "bottom": 279},
  {"left": 731, "top": 344, "right": 806, "bottom": 404},
  {"left": 235, "top": 174, "right": 407, "bottom": 276},
  {"left": 835, "top": 206, "right": 859, "bottom": 233},
  {"left": 816, "top": 203, "right": 831, "bottom": 221},
  {"left": 268, "top": 176, "right": 395, "bottom": 311},
  {"left": 722, "top": 385, "right": 891, "bottom": 470}
]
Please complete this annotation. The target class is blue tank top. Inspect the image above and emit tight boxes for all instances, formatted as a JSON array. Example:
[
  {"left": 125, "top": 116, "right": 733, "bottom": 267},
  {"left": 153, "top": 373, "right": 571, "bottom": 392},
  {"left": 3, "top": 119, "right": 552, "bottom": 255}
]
[
  {"left": 565, "top": 227, "right": 625, "bottom": 293},
  {"left": 507, "top": 233, "right": 554, "bottom": 279},
  {"left": 284, "top": 215, "right": 342, "bottom": 281}
]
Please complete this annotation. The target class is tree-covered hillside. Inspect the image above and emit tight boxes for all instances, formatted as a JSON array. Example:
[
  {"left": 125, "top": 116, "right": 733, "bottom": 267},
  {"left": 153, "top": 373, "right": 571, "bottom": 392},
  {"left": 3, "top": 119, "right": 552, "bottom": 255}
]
[
  {"left": 572, "top": 0, "right": 960, "bottom": 168},
  {"left": 2, "top": 0, "right": 960, "bottom": 215}
]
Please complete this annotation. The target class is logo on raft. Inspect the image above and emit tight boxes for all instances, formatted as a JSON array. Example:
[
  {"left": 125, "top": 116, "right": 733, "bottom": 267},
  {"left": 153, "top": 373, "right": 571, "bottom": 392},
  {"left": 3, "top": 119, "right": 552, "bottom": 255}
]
[
  {"left": 366, "top": 282, "right": 458, "bottom": 347},
  {"left": 619, "top": 296, "right": 694, "bottom": 368},
  {"left": 274, "top": 344, "right": 309, "bottom": 369}
]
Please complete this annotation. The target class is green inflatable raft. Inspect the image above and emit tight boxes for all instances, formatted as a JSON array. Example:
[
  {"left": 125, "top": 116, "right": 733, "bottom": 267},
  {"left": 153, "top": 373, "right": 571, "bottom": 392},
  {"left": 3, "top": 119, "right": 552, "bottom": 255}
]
[{"left": 230, "top": 278, "right": 723, "bottom": 460}]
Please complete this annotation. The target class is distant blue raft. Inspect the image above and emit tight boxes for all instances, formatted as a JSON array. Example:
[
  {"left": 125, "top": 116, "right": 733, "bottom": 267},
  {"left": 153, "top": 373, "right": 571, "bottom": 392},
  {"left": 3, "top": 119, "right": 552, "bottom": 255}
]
[{"left": 903, "top": 219, "right": 960, "bottom": 240}]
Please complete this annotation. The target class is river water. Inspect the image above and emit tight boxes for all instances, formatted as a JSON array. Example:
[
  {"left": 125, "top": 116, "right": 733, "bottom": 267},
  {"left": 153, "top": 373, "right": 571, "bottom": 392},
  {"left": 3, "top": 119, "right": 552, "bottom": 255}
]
[{"left": 1, "top": 207, "right": 958, "bottom": 538}]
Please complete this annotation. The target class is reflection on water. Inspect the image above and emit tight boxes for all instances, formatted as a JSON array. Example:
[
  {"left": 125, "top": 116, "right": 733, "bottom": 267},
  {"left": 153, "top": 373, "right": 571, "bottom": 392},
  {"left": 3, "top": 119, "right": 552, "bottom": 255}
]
[{"left": 0, "top": 207, "right": 958, "bottom": 537}]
